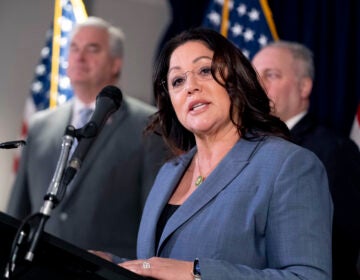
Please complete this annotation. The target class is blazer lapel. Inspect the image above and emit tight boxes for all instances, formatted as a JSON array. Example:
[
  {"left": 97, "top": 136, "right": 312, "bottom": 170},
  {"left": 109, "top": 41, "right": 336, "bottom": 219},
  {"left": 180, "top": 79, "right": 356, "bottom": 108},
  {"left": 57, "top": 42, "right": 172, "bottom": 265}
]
[
  {"left": 140, "top": 152, "right": 193, "bottom": 256},
  {"left": 157, "top": 137, "right": 264, "bottom": 254}
]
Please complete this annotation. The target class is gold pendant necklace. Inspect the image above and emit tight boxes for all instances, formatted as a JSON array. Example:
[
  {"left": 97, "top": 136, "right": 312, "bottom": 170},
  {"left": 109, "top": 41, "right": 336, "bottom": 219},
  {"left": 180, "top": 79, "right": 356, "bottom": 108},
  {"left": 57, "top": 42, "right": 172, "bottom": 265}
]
[
  {"left": 195, "top": 175, "right": 204, "bottom": 187},
  {"left": 195, "top": 154, "right": 205, "bottom": 187}
]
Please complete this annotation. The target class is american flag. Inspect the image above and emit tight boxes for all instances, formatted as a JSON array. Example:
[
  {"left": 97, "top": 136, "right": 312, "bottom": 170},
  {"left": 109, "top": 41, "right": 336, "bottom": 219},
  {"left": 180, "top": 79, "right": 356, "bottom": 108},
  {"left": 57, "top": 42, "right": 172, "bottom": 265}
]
[
  {"left": 350, "top": 103, "right": 360, "bottom": 149},
  {"left": 203, "top": 0, "right": 278, "bottom": 60},
  {"left": 14, "top": 0, "right": 87, "bottom": 171}
]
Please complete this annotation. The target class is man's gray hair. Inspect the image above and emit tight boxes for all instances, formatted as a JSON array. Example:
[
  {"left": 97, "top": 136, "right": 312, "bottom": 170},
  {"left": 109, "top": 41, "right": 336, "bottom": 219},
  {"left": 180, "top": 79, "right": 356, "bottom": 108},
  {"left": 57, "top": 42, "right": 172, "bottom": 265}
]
[
  {"left": 265, "top": 40, "right": 315, "bottom": 80},
  {"left": 71, "top": 16, "right": 125, "bottom": 59}
]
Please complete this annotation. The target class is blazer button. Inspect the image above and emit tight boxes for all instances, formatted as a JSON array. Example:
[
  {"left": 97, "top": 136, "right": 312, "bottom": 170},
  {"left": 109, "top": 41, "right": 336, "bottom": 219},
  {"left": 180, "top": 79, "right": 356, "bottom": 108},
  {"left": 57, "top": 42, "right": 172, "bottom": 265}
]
[{"left": 60, "top": 212, "right": 68, "bottom": 221}]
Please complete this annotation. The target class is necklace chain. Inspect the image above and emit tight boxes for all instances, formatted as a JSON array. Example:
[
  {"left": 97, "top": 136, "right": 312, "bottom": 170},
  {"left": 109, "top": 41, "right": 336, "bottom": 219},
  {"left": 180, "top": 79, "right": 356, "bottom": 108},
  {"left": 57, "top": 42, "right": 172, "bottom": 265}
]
[{"left": 195, "top": 154, "right": 205, "bottom": 187}]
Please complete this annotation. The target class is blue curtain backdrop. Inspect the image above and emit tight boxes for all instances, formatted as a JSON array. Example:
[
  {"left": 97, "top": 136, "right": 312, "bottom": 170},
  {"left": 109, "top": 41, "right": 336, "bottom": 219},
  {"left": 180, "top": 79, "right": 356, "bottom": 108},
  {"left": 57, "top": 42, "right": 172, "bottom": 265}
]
[{"left": 156, "top": 0, "right": 360, "bottom": 137}]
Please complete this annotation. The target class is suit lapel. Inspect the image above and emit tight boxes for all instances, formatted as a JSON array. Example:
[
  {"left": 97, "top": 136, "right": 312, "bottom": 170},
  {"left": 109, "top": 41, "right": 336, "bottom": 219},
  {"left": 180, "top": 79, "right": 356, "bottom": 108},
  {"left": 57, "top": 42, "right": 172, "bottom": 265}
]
[
  {"left": 37, "top": 102, "right": 73, "bottom": 200},
  {"left": 59, "top": 100, "right": 128, "bottom": 207},
  {"left": 47, "top": 102, "right": 73, "bottom": 146},
  {"left": 156, "top": 137, "right": 264, "bottom": 254},
  {"left": 290, "top": 113, "right": 316, "bottom": 144}
]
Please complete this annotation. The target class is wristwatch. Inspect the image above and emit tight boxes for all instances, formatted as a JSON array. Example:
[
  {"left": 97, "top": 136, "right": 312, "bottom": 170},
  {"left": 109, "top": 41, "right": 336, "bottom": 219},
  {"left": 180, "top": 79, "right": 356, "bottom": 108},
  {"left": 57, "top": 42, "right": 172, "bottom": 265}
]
[{"left": 193, "top": 258, "right": 201, "bottom": 280}]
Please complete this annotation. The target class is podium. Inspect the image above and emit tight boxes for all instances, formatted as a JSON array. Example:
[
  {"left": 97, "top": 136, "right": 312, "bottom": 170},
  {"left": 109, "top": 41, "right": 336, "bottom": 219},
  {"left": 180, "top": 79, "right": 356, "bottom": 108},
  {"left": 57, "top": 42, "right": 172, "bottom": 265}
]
[{"left": 0, "top": 211, "right": 145, "bottom": 279}]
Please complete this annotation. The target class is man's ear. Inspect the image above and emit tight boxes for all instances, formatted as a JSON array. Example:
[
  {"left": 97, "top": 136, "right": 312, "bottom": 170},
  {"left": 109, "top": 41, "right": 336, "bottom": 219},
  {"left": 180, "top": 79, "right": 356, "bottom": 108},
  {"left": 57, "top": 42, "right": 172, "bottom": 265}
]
[
  {"left": 300, "top": 77, "right": 313, "bottom": 98},
  {"left": 112, "top": 58, "right": 123, "bottom": 79}
]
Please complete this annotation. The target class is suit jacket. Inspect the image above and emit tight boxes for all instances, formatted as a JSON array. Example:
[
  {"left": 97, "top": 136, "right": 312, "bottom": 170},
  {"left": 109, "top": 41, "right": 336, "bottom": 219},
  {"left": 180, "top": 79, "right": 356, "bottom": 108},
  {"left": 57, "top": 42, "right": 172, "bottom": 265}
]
[
  {"left": 291, "top": 113, "right": 360, "bottom": 280},
  {"left": 137, "top": 136, "right": 333, "bottom": 279},
  {"left": 7, "top": 95, "right": 167, "bottom": 258}
]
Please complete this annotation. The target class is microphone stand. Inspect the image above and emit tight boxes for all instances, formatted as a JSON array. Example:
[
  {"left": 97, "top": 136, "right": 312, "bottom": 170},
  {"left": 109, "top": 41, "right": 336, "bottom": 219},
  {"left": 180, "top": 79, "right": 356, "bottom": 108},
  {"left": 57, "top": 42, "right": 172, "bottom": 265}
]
[
  {"left": 4, "top": 86, "right": 122, "bottom": 279},
  {"left": 4, "top": 125, "right": 77, "bottom": 279}
]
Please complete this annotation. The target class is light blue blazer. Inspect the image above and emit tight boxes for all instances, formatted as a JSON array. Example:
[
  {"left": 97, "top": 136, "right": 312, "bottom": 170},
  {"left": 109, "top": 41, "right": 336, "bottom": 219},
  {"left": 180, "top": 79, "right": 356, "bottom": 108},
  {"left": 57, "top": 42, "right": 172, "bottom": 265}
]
[{"left": 137, "top": 136, "right": 333, "bottom": 279}]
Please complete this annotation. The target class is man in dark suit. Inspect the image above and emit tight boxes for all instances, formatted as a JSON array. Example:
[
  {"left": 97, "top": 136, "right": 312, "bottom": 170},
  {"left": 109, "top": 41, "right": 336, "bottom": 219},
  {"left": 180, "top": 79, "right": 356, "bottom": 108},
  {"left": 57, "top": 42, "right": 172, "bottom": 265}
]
[
  {"left": 252, "top": 41, "right": 360, "bottom": 280},
  {"left": 7, "top": 17, "right": 166, "bottom": 259}
]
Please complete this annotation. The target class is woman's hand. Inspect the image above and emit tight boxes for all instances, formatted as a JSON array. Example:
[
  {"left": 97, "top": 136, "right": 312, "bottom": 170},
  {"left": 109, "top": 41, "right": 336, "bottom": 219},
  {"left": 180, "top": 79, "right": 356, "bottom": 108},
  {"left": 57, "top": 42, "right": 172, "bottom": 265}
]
[
  {"left": 119, "top": 257, "right": 193, "bottom": 280},
  {"left": 88, "top": 250, "right": 113, "bottom": 262}
]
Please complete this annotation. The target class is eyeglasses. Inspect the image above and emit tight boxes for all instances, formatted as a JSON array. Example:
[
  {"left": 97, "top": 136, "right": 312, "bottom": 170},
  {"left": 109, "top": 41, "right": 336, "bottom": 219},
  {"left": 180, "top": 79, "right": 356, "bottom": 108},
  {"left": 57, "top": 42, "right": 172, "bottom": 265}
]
[{"left": 164, "top": 64, "right": 214, "bottom": 94}]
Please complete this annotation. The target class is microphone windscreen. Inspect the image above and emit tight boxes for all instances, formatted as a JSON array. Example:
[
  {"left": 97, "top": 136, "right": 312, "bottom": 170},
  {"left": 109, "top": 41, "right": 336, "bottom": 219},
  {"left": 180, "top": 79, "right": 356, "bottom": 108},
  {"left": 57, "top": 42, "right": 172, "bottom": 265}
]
[{"left": 97, "top": 85, "right": 123, "bottom": 109}]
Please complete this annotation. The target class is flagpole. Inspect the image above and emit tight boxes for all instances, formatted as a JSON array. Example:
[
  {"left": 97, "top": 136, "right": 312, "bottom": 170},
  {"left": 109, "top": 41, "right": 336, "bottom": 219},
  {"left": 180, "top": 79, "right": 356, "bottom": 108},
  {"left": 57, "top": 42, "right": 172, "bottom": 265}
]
[
  {"left": 220, "top": 0, "right": 230, "bottom": 37},
  {"left": 49, "top": 0, "right": 62, "bottom": 108},
  {"left": 259, "top": 0, "right": 279, "bottom": 40}
]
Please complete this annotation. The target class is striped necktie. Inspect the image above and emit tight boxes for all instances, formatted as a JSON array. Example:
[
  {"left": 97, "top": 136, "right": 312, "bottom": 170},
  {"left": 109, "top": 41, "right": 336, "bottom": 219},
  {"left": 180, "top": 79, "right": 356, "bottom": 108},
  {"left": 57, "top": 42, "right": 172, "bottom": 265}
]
[
  {"left": 69, "top": 107, "right": 93, "bottom": 159},
  {"left": 77, "top": 107, "right": 93, "bottom": 129}
]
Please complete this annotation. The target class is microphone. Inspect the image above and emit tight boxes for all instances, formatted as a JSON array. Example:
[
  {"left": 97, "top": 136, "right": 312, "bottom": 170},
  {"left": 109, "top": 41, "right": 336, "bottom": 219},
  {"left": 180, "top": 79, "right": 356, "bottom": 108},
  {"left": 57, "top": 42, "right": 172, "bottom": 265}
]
[{"left": 63, "top": 85, "right": 123, "bottom": 186}]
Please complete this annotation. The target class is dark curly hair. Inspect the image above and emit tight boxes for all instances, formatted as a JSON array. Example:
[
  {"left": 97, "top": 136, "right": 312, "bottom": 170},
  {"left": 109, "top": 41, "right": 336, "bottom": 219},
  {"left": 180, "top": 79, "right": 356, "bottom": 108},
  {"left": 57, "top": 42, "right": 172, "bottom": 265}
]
[{"left": 147, "top": 27, "right": 290, "bottom": 156}]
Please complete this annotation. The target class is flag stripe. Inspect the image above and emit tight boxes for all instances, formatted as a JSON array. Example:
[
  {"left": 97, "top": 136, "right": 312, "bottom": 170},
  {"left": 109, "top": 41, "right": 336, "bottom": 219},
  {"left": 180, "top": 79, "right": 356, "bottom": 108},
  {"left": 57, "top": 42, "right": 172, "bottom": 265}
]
[
  {"left": 350, "top": 103, "right": 360, "bottom": 149},
  {"left": 71, "top": 0, "right": 88, "bottom": 21}
]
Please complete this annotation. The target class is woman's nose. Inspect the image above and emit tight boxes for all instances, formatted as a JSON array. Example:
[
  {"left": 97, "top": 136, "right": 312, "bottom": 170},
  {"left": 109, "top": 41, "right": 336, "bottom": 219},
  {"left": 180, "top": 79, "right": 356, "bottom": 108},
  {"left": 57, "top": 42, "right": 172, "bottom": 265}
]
[{"left": 184, "top": 72, "right": 200, "bottom": 94}]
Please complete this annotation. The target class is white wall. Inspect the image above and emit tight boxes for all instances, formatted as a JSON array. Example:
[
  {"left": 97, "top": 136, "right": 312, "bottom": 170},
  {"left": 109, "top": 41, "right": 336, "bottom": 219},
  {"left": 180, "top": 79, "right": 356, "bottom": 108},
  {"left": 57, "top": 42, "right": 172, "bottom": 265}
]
[{"left": 0, "top": 0, "right": 170, "bottom": 210}]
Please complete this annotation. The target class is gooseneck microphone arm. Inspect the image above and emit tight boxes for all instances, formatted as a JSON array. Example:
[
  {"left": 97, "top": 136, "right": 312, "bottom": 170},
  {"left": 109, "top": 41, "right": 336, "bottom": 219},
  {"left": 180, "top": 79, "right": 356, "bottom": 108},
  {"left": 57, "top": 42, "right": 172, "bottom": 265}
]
[{"left": 43, "top": 125, "right": 76, "bottom": 208}]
